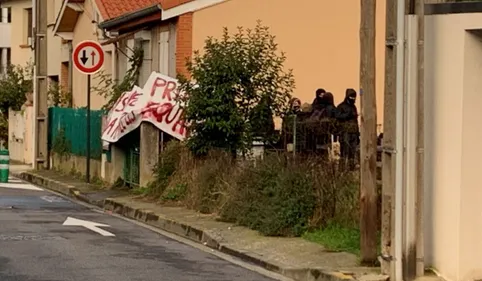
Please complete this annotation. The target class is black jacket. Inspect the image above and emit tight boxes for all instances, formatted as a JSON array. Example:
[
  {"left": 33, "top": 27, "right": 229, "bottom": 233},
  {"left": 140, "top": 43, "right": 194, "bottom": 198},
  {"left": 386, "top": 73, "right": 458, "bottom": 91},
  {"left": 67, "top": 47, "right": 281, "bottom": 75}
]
[{"left": 336, "top": 97, "right": 359, "bottom": 134}]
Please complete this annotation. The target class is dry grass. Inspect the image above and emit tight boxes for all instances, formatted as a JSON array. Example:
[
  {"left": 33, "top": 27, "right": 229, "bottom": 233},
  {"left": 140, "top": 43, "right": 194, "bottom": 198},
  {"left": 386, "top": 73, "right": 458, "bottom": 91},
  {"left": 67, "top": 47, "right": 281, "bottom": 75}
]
[{"left": 145, "top": 142, "right": 360, "bottom": 237}]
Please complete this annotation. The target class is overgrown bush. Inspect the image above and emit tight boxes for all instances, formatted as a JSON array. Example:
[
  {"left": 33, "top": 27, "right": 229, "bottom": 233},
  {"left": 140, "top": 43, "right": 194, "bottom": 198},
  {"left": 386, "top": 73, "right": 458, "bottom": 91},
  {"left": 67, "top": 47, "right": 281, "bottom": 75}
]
[
  {"left": 220, "top": 155, "right": 317, "bottom": 236},
  {"left": 148, "top": 141, "right": 359, "bottom": 237},
  {"left": 51, "top": 128, "right": 71, "bottom": 159},
  {"left": 182, "top": 150, "right": 235, "bottom": 213},
  {"left": 178, "top": 21, "right": 294, "bottom": 157},
  {"left": 0, "top": 114, "right": 7, "bottom": 148},
  {"left": 48, "top": 81, "right": 72, "bottom": 108},
  {"left": 147, "top": 141, "right": 184, "bottom": 196},
  {"left": 0, "top": 64, "right": 33, "bottom": 114},
  {"left": 219, "top": 155, "right": 359, "bottom": 236},
  {"left": 0, "top": 63, "right": 33, "bottom": 145}
]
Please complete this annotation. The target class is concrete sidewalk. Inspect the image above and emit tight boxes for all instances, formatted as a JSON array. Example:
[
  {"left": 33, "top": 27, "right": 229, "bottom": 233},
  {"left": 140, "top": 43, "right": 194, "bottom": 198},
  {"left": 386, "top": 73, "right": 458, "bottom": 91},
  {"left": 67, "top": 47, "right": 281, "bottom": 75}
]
[{"left": 15, "top": 169, "right": 384, "bottom": 281}]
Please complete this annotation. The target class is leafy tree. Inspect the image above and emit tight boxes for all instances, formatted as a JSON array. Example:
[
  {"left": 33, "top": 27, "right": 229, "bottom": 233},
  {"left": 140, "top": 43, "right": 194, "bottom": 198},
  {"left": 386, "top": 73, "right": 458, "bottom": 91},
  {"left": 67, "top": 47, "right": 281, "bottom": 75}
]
[
  {"left": 0, "top": 64, "right": 33, "bottom": 146},
  {"left": 0, "top": 64, "right": 33, "bottom": 115},
  {"left": 178, "top": 21, "right": 295, "bottom": 157},
  {"left": 0, "top": 114, "right": 7, "bottom": 148},
  {"left": 48, "top": 81, "right": 72, "bottom": 108},
  {"left": 250, "top": 95, "right": 276, "bottom": 143}
]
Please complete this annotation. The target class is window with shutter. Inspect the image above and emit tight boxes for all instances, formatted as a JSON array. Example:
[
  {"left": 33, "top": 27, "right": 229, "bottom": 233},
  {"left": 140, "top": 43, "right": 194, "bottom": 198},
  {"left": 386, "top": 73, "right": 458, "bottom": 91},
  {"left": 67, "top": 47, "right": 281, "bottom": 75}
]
[{"left": 159, "top": 30, "right": 169, "bottom": 75}]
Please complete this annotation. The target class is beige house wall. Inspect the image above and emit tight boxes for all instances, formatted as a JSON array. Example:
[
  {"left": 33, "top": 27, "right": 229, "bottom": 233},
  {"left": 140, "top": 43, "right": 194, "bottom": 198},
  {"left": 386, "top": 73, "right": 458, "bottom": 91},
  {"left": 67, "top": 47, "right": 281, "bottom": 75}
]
[
  {"left": 3, "top": 0, "right": 62, "bottom": 72},
  {"left": 424, "top": 12, "right": 482, "bottom": 281},
  {"left": 47, "top": 0, "right": 63, "bottom": 77},
  {"left": 8, "top": 107, "right": 33, "bottom": 164},
  {"left": 191, "top": 0, "right": 386, "bottom": 130},
  {"left": 3, "top": 0, "right": 32, "bottom": 66},
  {"left": 4, "top": 0, "right": 62, "bottom": 165},
  {"left": 70, "top": 0, "right": 107, "bottom": 109}
]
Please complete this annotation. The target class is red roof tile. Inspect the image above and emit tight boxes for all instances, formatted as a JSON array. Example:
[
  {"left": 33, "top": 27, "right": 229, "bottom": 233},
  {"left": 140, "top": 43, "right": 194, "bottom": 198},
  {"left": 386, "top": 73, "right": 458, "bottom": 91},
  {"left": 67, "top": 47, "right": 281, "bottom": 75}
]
[
  {"left": 96, "top": 0, "right": 194, "bottom": 20},
  {"left": 159, "top": 0, "right": 194, "bottom": 10},
  {"left": 96, "top": 0, "right": 159, "bottom": 20}
]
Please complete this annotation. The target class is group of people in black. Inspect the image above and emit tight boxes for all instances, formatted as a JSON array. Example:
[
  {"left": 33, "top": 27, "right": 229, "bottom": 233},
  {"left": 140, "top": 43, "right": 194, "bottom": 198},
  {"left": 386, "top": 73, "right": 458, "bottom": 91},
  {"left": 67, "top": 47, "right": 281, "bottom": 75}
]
[{"left": 286, "top": 88, "right": 360, "bottom": 168}]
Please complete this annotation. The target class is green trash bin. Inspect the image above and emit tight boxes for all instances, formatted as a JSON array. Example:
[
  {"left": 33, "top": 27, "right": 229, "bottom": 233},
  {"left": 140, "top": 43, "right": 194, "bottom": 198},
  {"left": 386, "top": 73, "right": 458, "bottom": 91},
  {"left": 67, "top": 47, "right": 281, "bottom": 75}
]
[{"left": 0, "top": 150, "right": 9, "bottom": 183}]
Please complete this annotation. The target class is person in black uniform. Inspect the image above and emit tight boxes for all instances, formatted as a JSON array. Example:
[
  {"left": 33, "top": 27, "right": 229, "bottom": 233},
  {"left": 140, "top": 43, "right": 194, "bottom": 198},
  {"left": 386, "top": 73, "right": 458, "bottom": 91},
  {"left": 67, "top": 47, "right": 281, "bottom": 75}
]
[
  {"left": 316, "top": 92, "right": 337, "bottom": 159},
  {"left": 336, "top": 89, "right": 359, "bottom": 169},
  {"left": 311, "top": 88, "right": 326, "bottom": 112}
]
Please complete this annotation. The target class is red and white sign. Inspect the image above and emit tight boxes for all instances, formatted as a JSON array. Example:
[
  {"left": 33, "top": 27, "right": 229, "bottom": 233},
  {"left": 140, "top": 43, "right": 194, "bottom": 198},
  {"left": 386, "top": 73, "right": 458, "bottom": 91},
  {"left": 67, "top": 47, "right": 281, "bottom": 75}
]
[
  {"left": 73, "top": 40, "right": 105, "bottom": 74},
  {"left": 101, "top": 72, "right": 187, "bottom": 143}
]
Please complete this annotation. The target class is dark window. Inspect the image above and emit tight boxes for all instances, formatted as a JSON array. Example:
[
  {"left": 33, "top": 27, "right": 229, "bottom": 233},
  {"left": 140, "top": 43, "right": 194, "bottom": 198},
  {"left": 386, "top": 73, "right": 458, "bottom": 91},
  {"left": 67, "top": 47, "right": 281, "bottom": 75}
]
[
  {"left": 26, "top": 8, "right": 32, "bottom": 39},
  {"left": 6, "top": 48, "right": 10, "bottom": 66},
  {"left": 1, "top": 7, "right": 12, "bottom": 23}
]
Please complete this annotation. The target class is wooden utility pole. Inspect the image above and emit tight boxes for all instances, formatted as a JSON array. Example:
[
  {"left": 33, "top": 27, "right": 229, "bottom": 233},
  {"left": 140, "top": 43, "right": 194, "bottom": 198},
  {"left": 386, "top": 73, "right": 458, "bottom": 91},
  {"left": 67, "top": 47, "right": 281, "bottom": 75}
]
[
  {"left": 415, "top": 0, "right": 425, "bottom": 276},
  {"left": 33, "top": 0, "right": 48, "bottom": 169},
  {"left": 359, "top": 0, "right": 378, "bottom": 264}
]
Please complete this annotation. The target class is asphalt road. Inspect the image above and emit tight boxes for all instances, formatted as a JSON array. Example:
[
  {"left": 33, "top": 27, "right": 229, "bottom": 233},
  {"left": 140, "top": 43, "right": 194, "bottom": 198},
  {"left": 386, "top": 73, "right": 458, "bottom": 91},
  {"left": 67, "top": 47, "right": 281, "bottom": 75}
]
[{"left": 0, "top": 177, "right": 279, "bottom": 281}]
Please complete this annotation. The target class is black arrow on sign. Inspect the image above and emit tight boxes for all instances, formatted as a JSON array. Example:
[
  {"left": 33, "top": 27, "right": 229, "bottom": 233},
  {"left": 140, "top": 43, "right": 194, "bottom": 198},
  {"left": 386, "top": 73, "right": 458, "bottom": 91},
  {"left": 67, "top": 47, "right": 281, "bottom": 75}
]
[{"left": 80, "top": 50, "right": 88, "bottom": 65}]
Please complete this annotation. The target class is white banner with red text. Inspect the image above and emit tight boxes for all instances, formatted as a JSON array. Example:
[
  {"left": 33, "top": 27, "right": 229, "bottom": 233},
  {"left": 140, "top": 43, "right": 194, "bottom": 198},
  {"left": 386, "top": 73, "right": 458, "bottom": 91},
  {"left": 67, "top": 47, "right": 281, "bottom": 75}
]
[{"left": 101, "top": 72, "right": 187, "bottom": 143}]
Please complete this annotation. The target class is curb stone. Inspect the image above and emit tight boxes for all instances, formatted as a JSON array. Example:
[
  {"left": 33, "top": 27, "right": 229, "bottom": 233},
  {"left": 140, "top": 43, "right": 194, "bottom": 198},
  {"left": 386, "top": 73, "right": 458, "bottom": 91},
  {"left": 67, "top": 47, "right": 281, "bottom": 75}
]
[
  {"left": 14, "top": 171, "right": 104, "bottom": 208},
  {"left": 102, "top": 198, "right": 359, "bottom": 281},
  {"left": 17, "top": 171, "right": 385, "bottom": 281}
]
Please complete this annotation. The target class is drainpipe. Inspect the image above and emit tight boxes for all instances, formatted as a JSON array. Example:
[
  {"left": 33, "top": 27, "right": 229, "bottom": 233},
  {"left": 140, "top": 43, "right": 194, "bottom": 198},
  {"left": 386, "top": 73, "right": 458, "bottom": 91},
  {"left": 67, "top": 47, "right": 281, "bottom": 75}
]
[
  {"left": 394, "top": 0, "right": 406, "bottom": 280},
  {"left": 415, "top": 0, "right": 425, "bottom": 277},
  {"left": 68, "top": 41, "right": 73, "bottom": 106},
  {"left": 31, "top": 0, "right": 37, "bottom": 168}
]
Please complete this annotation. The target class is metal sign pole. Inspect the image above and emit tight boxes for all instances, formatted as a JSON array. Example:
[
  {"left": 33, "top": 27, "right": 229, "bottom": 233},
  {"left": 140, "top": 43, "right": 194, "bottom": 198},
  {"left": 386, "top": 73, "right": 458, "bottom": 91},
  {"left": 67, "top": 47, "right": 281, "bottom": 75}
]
[
  {"left": 72, "top": 40, "right": 104, "bottom": 183},
  {"left": 86, "top": 74, "right": 91, "bottom": 183}
]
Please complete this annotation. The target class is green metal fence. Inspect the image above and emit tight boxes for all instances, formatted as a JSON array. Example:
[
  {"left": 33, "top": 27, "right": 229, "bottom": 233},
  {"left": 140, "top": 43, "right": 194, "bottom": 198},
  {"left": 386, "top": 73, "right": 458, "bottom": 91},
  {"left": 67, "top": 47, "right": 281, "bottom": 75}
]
[{"left": 48, "top": 107, "right": 103, "bottom": 159}]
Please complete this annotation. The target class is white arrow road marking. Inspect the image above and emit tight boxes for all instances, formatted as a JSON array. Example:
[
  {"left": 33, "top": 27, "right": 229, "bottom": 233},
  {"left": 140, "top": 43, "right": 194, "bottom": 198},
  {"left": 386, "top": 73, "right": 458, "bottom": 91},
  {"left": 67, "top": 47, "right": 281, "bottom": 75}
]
[
  {"left": 0, "top": 182, "right": 43, "bottom": 191},
  {"left": 62, "top": 217, "right": 115, "bottom": 237},
  {"left": 40, "top": 196, "right": 68, "bottom": 203},
  {"left": 8, "top": 177, "right": 23, "bottom": 183}
]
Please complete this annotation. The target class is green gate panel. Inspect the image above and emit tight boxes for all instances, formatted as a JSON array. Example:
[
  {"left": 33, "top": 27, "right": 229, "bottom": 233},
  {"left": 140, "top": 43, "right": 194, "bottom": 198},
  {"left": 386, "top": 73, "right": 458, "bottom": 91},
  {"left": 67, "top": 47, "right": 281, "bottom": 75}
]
[
  {"left": 124, "top": 147, "right": 140, "bottom": 187},
  {"left": 48, "top": 107, "right": 103, "bottom": 159}
]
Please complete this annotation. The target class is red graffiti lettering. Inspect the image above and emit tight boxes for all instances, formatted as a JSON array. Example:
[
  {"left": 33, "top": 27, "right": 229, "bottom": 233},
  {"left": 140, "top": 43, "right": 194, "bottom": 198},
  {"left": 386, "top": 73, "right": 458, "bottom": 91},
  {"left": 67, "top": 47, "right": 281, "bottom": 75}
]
[
  {"left": 162, "top": 81, "right": 177, "bottom": 101},
  {"left": 150, "top": 77, "right": 177, "bottom": 101},
  {"left": 115, "top": 91, "right": 142, "bottom": 112},
  {"left": 127, "top": 91, "right": 142, "bottom": 107},
  {"left": 153, "top": 103, "right": 173, "bottom": 123},
  {"left": 105, "top": 74, "right": 187, "bottom": 141},
  {"left": 112, "top": 92, "right": 127, "bottom": 112},
  {"left": 150, "top": 77, "right": 167, "bottom": 97},
  {"left": 108, "top": 112, "right": 138, "bottom": 139},
  {"left": 172, "top": 117, "right": 187, "bottom": 137},
  {"left": 103, "top": 117, "right": 118, "bottom": 136},
  {"left": 165, "top": 106, "right": 182, "bottom": 124},
  {"left": 123, "top": 111, "right": 137, "bottom": 126},
  {"left": 140, "top": 101, "right": 160, "bottom": 119}
]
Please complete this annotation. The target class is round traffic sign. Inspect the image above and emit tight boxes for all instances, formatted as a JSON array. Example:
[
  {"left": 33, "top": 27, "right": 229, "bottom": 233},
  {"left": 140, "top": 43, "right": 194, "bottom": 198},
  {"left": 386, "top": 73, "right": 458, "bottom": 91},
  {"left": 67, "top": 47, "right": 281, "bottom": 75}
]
[{"left": 73, "top": 40, "right": 105, "bottom": 75}]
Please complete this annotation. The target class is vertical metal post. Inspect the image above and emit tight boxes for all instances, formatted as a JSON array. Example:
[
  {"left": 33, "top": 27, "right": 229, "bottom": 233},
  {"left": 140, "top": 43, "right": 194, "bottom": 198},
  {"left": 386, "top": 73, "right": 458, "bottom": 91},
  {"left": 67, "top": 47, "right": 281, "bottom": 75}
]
[
  {"left": 382, "top": 0, "right": 407, "bottom": 279},
  {"left": 415, "top": 0, "right": 425, "bottom": 276},
  {"left": 34, "top": 0, "right": 48, "bottom": 169},
  {"left": 293, "top": 114, "right": 297, "bottom": 158},
  {"left": 394, "top": 0, "right": 406, "bottom": 279},
  {"left": 86, "top": 74, "right": 91, "bottom": 183},
  {"left": 68, "top": 42, "right": 73, "bottom": 106},
  {"left": 160, "top": 132, "right": 164, "bottom": 153}
]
